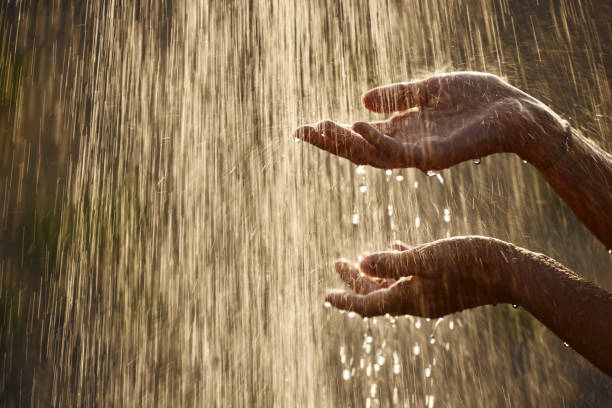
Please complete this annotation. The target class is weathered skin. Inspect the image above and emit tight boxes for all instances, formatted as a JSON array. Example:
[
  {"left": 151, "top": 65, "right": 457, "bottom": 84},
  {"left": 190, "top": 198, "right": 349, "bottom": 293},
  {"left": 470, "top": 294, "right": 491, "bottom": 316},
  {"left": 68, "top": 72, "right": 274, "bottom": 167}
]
[{"left": 295, "top": 72, "right": 612, "bottom": 376}]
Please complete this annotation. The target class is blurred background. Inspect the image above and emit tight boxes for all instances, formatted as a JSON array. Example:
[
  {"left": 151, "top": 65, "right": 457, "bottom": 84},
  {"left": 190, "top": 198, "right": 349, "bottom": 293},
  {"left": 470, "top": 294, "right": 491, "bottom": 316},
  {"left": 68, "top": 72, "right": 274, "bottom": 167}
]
[{"left": 0, "top": 0, "right": 611, "bottom": 406}]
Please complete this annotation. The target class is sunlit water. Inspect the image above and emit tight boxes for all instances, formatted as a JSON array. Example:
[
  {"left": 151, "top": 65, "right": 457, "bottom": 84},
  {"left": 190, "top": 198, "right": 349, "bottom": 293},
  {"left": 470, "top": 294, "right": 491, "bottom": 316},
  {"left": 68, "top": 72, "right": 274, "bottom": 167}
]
[{"left": 1, "top": 0, "right": 611, "bottom": 406}]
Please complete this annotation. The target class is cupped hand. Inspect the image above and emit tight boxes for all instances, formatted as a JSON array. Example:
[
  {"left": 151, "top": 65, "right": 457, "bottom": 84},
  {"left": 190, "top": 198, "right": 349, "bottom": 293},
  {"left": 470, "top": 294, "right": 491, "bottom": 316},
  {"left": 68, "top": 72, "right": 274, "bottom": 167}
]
[
  {"left": 326, "top": 236, "right": 518, "bottom": 318},
  {"left": 295, "top": 72, "right": 564, "bottom": 170}
]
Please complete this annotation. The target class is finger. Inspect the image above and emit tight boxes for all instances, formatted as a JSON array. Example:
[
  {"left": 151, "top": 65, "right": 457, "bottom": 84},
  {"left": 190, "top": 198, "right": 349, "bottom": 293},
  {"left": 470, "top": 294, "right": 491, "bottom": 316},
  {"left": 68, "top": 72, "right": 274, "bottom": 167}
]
[
  {"left": 315, "top": 120, "right": 384, "bottom": 166},
  {"left": 326, "top": 276, "right": 420, "bottom": 317},
  {"left": 294, "top": 122, "right": 378, "bottom": 166},
  {"left": 325, "top": 289, "right": 391, "bottom": 317},
  {"left": 352, "top": 121, "right": 401, "bottom": 155},
  {"left": 361, "top": 80, "right": 432, "bottom": 113},
  {"left": 360, "top": 246, "right": 441, "bottom": 279},
  {"left": 390, "top": 240, "right": 411, "bottom": 251},
  {"left": 335, "top": 260, "right": 387, "bottom": 294}
]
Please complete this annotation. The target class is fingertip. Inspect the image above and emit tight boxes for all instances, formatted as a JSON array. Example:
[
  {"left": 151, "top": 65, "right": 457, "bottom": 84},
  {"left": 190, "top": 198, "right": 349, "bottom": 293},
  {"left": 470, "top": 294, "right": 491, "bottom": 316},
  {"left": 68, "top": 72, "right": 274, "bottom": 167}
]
[
  {"left": 351, "top": 121, "right": 372, "bottom": 134},
  {"left": 361, "top": 89, "right": 383, "bottom": 112},
  {"left": 294, "top": 125, "right": 316, "bottom": 140},
  {"left": 360, "top": 251, "right": 407, "bottom": 279},
  {"left": 325, "top": 290, "right": 348, "bottom": 307},
  {"left": 334, "top": 259, "right": 358, "bottom": 276},
  {"left": 359, "top": 253, "right": 379, "bottom": 275}
]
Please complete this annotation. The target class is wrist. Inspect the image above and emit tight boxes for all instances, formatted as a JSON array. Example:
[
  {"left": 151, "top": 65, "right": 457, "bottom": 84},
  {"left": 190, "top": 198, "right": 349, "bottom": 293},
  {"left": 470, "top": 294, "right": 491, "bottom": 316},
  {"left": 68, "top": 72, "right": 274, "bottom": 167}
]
[{"left": 514, "top": 102, "right": 568, "bottom": 169}]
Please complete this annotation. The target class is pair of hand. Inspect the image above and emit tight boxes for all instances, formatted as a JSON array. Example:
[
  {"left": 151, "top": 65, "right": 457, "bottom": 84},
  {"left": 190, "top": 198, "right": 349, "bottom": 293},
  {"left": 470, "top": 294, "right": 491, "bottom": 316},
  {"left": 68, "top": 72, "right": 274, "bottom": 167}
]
[{"left": 295, "top": 72, "right": 560, "bottom": 317}]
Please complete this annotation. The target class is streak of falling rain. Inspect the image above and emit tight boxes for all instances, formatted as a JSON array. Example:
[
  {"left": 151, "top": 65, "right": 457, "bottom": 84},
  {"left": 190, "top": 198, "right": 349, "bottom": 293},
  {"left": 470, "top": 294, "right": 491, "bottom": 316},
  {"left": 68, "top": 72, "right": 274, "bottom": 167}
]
[{"left": 0, "top": 0, "right": 611, "bottom": 407}]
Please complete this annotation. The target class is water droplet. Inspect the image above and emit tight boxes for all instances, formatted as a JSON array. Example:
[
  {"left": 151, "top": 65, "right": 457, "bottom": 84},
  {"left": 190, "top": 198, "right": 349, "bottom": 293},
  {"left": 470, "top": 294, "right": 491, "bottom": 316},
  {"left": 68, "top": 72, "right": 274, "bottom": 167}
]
[
  {"left": 429, "top": 337, "right": 436, "bottom": 345},
  {"left": 522, "top": 160, "right": 528, "bottom": 164},
  {"left": 415, "top": 320, "right": 421, "bottom": 329},
  {"left": 294, "top": 137, "right": 302, "bottom": 143},
  {"left": 436, "top": 173, "right": 444, "bottom": 184},
  {"left": 352, "top": 213, "right": 360, "bottom": 225},
  {"left": 374, "top": 363, "right": 380, "bottom": 372},
  {"left": 473, "top": 158, "right": 481, "bottom": 165},
  {"left": 449, "top": 320, "right": 454, "bottom": 330},
  {"left": 415, "top": 217, "right": 421, "bottom": 228},
  {"left": 412, "top": 345, "right": 420, "bottom": 355},
  {"left": 364, "top": 343, "right": 372, "bottom": 354},
  {"left": 395, "top": 174, "right": 404, "bottom": 182},
  {"left": 356, "top": 165, "right": 367, "bottom": 175},
  {"left": 366, "top": 364, "right": 372, "bottom": 376},
  {"left": 387, "top": 205, "right": 393, "bottom": 216},
  {"left": 393, "top": 387, "right": 399, "bottom": 404},
  {"left": 512, "top": 304, "right": 518, "bottom": 309},
  {"left": 443, "top": 208, "right": 451, "bottom": 223},
  {"left": 359, "top": 184, "right": 368, "bottom": 193},
  {"left": 425, "top": 366, "right": 431, "bottom": 377},
  {"left": 343, "top": 369, "right": 351, "bottom": 380},
  {"left": 376, "top": 354, "right": 385, "bottom": 366},
  {"left": 426, "top": 395, "right": 435, "bottom": 408},
  {"left": 385, "top": 169, "right": 392, "bottom": 176},
  {"left": 426, "top": 170, "right": 436, "bottom": 177},
  {"left": 563, "top": 342, "right": 569, "bottom": 347},
  {"left": 370, "top": 384, "right": 378, "bottom": 397},
  {"left": 366, "top": 335, "right": 373, "bottom": 344},
  {"left": 324, "top": 301, "right": 332, "bottom": 308},
  {"left": 348, "top": 311, "right": 356, "bottom": 318},
  {"left": 608, "top": 249, "right": 611, "bottom": 254},
  {"left": 360, "top": 358, "right": 365, "bottom": 369}
]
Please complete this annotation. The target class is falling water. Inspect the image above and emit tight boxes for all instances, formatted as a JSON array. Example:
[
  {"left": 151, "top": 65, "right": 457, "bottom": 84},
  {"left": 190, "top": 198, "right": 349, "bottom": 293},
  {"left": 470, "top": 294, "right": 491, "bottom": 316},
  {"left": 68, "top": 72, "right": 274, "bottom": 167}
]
[{"left": 1, "top": 0, "right": 611, "bottom": 406}]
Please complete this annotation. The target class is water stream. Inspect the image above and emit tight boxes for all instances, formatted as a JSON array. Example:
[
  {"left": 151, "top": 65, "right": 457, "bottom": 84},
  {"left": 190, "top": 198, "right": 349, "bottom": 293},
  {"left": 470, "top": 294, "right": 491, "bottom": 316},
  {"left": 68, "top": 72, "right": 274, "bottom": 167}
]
[{"left": 1, "top": 0, "right": 611, "bottom": 406}]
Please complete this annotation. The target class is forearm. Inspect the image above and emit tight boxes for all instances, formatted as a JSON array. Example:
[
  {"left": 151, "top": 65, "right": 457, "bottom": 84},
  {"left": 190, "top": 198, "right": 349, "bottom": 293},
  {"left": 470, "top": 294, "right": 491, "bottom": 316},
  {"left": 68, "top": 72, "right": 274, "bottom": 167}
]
[
  {"left": 522, "top": 120, "right": 612, "bottom": 248},
  {"left": 510, "top": 248, "right": 612, "bottom": 376}
]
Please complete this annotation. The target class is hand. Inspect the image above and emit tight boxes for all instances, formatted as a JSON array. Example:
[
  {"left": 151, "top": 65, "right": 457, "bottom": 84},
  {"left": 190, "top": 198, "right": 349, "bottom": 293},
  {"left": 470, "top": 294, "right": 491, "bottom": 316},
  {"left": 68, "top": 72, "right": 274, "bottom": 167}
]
[
  {"left": 295, "top": 72, "right": 565, "bottom": 170},
  {"left": 326, "top": 236, "right": 517, "bottom": 318}
]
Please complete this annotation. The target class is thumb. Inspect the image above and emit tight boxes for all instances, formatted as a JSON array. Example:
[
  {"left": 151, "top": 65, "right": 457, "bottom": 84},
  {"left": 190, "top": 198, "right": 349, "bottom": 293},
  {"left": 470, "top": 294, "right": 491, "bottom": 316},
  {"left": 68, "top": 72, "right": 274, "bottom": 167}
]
[
  {"left": 360, "top": 246, "right": 441, "bottom": 279},
  {"left": 361, "top": 80, "right": 430, "bottom": 113}
]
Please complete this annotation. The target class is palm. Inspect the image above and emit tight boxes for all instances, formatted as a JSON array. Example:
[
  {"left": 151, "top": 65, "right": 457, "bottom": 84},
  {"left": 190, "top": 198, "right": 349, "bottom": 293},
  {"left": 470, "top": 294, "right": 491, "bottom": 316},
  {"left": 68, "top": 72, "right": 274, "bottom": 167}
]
[{"left": 296, "top": 72, "right": 539, "bottom": 170}]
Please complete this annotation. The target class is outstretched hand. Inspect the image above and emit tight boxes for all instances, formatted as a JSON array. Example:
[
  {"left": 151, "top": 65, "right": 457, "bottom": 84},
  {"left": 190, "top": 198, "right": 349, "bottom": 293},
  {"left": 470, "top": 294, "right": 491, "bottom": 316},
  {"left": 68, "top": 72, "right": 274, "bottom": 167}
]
[
  {"left": 295, "top": 72, "right": 564, "bottom": 170},
  {"left": 327, "top": 236, "right": 517, "bottom": 318}
]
